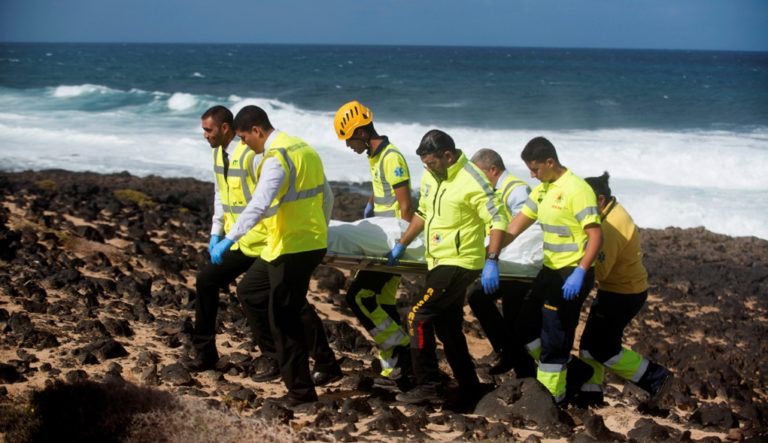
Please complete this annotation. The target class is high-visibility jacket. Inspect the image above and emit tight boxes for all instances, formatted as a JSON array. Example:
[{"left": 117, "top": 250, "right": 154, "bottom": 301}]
[
  {"left": 257, "top": 132, "right": 327, "bottom": 262},
  {"left": 416, "top": 151, "right": 508, "bottom": 271},
  {"left": 595, "top": 198, "right": 648, "bottom": 293},
  {"left": 213, "top": 141, "right": 267, "bottom": 257},
  {"left": 368, "top": 137, "right": 410, "bottom": 218},
  {"left": 497, "top": 172, "right": 530, "bottom": 219},
  {"left": 521, "top": 169, "right": 600, "bottom": 270}
]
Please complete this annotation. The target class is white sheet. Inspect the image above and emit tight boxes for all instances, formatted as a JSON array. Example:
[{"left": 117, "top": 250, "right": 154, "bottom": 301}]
[{"left": 327, "top": 217, "right": 543, "bottom": 279}]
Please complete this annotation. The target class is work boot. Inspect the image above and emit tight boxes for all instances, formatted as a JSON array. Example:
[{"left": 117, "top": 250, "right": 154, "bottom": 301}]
[
  {"left": 573, "top": 390, "right": 605, "bottom": 409},
  {"left": 395, "top": 383, "right": 442, "bottom": 405},
  {"left": 636, "top": 362, "right": 672, "bottom": 403},
  {"left": 563, "top": 357, "right": 595, "bottom": 407},
  {"left": 250, "top": 356, "right": 280, "bottom": 382}
]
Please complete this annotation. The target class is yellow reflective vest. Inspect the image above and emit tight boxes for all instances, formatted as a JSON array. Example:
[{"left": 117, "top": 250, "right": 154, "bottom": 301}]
[
  {"left": 214, "top": 141, "right": 268, "bottom": 257},
  {"left": 257, "top": 132, "right": 328, "bottom": 262},
  {"left": 416, "top": 151, "right": 508, "bottom": 271},
  {"left": 368, "top": 138, "right": 410, "bottom": 218},
  {"left": 595, "top": 198, "right": 648, "bottom": 293},
  {"left": 521, "top": 169, "right": 600, "bottom": 270}
]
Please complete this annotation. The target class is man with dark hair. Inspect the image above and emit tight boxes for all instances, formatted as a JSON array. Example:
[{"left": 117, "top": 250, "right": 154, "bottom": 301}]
[
  {"left": 468, "top": 148, "right": 536, "bottom": 377},
  {"left": 386, "top": 129, "right": 508, "bottom": 407},
  {"left": 186, "top": 105, "right": 278, "bottom": 381},
  {"left": 211, "top": 105, "right": 341, "bottom": 406},
  {"left": 333, "top": 100, "right": 414, "bottom": 381},
  {"left": 503, "top": 136, "right": 603, "bottom": 407},
  {"left": 577, "top": 172, "right": 672, "bottom": 407}
]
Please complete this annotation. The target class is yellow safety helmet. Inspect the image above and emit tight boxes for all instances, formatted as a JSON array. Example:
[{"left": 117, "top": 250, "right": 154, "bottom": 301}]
[{"left": 334, "top": 100, "right": 373, "bottom": 140}]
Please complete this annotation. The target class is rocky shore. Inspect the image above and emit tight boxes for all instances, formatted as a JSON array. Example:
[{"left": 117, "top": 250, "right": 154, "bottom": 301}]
[{"left": 1, "top": 169, "right": 766, "bottom": 442}]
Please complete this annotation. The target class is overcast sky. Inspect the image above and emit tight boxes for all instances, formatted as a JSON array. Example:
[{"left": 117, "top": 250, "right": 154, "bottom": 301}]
[{"left": 1, "top": 0, "right": 766, "bottom": 51}]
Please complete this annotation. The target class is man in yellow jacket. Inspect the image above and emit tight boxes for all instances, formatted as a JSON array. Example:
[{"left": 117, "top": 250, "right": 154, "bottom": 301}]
[
  {"left": 386, "top": 130, "right": 508, "bottom": 406},
  {"left": 212, "top": 105, "right": 341, "bottom": 406},
  {"left": 187, "top": 105, "right": 276, "bottom": 380},
  {"left": 576, "top": 172, "right": 672, "bottom": 407},
  {"left": 503, "top": 136, "right": 602, "bottom": 407},
  {"left": 333, "top": 100, "right": 413, "bottom": 381}
]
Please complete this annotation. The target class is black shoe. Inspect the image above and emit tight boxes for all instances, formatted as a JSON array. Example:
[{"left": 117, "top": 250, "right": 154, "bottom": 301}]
[
  {"left": 637, "top": 362, "right": 672, "bottom": 403},
  {"left": 311, "top": 365, "right": 343, "bottom": 386},
  {"left": 488, "top": 353, "right": 514, "bottom": 375},
  {"left": 271, "top": 394, "right": 318, "bottom": 408},
  {"left": 563, "top": 357, "right": 595, "bottom": 406},
  {"left": 251, "top": 356, "right": 280, "bottom": 382},
  {"left": 395, "top": 384, "right": 442, "bottom": 405},
  {"left": 182, "top": 353, "right": 218, "bottom": 372},
  {"left": 573, "top": 390, "right": 605, "bottom": 409}
]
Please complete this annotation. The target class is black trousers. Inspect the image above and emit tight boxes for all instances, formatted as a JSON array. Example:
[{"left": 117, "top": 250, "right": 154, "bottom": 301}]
[
  {"left": 193, "top": 248, "right": 275, "bottom": 358},
  {"left": 522, "top": 266, "right": 595, "bottom": 366},
  {"left": 467, "top": 279, "right": 536, "bottom": 375},
  {"left": 408, "top": 265, "right": 480, "bottom": 389},
  {"left": 238, "top": 249, "right": 336, "bottom": 401},
  {"left": 345, "top": 270, "right": 402, "bottom": 331},
  {"left": 579, "top": 289, "right": 648, "bottom": 362}
]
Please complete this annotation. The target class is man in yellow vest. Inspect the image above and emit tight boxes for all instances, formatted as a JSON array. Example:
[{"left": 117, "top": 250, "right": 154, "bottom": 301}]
[
  {"left": 467, "top": 148, "right": 537, "bottom": 378},
  {"left": 576, "top": 172, "right": 672, "bottom": 407},
  {"left": 333, "top": 100, "right": 413, "bottom": 381},
  {"left": 503, "top": 136, "right": 602, "bottom": 407},
  {"left": 386, "top": 130, "right": 508, "bottom": 407},
  {"left": 212, "top": 105, "right": 341, "bottom": 406},
  {"left": 186, "top": 105, "right": 277, "bottom": 380}
]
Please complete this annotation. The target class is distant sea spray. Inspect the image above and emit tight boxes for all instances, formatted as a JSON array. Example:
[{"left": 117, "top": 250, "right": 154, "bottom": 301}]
[{"left": 0, "top": 43, "right": 766, "bottom": 239}]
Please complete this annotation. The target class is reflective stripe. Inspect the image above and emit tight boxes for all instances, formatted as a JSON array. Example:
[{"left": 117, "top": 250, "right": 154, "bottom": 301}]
[
  {"left": 575, "top": 205, "right": 599, "bottom": 222},
  {"left": 267, "top": 146, "right": 326, "bottom": 212},
  {"left": 539, "top": 362, "right": 566, "bottom": 373},
  {"left": 373, "top": 148, "right": 401, "bottom": 207},
  {"left": 544, "top": 242, "right": 579, "bottom": 252},
  {"left": 540, "top": 223, "right": 572, "bottom": 237},
  {"left": 221, "top": 204, "right": 244, "bottom": 214},
  {"left": 524, "top": 197, "right": 538, "bottom": 213},
  {"left": 238, "top": 148, "right": 253, "bottom": 203},
  {"left": 525, "top": 338, "right": 541, "bottom": 355},
  {"left": 604, "top": 348, "right": 649, "bottom": 382},
  {"left": 463, "top": 162, "right": 503, "bottom": 224},
  {"left": 501, "top": 179, "right": 526, "bottom": 199},
  {"left": 380, "top": 329, "right": 408, "bottom": 351},
  {"left": 370, "top": 317, "right": 395, "bottom": 338},
  {"left": 633, "top": 358, "right": 650, "bottom": 383},
  {"left": 580, "top": 383, "right": 603, "bottom": 393},
  {"left": 213, "top": 165, "right": 249, "bottom": 179},
  {"left": 374, "top": 209, "right": 396, "bottom": 217}
]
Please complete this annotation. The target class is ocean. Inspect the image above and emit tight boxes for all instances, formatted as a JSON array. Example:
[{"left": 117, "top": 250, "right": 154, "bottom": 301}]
[{"left": 1, "top": 43, "right": 767, "bottom": 239}]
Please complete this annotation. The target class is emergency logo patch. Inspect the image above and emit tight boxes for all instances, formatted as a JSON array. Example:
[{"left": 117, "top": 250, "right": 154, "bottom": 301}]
[
  {"left": 431, "top": 233, "right": 442, "bottom": 243},
  {"left": 393, "top": 166, "right": 404, "bottom": 178},
  {"left": 423, "top": 183, "right": 431, "bottom": 198}
]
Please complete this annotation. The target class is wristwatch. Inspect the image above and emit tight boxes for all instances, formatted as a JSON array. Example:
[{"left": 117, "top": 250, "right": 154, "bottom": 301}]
[{"left": 487, "top": 252, "right": 499, "bottom": 261}]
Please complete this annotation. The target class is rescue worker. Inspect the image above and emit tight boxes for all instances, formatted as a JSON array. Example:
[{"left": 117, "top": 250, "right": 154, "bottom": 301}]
[
  {"left": 186, "top": 105, "right": 277, "bottom": 381},
  {"left": 386, "top": 130, "right": 508, "bottom": 406},
  {"left": 333, "top": 100, "right": 413, "bottom": 380},
  {"left": 212, "top": 105, "right": 341, "bottom": 406},
  {"left": 467, "top": 148, "right": 537, "bottom": 378},
  {"left": 503, "top": 136, "right": 602, "bottom": 407},
  {"left": 576, "top": 172, "right": 672, "bottom": 407}
]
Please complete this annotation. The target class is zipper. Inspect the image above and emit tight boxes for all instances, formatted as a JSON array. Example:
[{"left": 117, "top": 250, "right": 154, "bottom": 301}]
[{"left": 425, "top": 181, "right": 443, "bottom": 259}]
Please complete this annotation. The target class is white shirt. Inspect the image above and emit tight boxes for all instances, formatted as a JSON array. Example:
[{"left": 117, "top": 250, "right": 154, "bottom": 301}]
[{"left": 226, "top": 130, "right": 333, "bottom": 242}]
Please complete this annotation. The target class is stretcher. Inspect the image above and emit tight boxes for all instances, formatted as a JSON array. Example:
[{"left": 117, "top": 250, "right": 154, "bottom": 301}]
[{"left": 325, "top": 217, "right": 543, "bottom": 281}]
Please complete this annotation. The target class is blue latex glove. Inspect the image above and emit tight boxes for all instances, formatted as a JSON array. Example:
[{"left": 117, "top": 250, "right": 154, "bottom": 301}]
[
  {"left": 386, "top": 243, "right": 406, "bottom": 266},
  {"left": 208, "top": 234, "right": 222, "bottom": 256},
  {"left": 481, "top": 259, "right": 500, "bottom": 295},
  {"left": 562, "top": 267, "right": 586, "bottom": 300},
  {"left": 363, "top": 201, "right": 374, "bottom": 218},
  {"left": 211, "top": 238, "right": 235, "bottom": 265}
]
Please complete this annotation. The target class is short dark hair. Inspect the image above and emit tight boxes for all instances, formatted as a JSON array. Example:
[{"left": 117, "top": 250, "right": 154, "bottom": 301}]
[
  {"left": 471, "top": 148, "right": 506, "bottom": 171},
  {"left": 416, "top": 129, "right": 456, "bottom": 156},
  {"left": 201, "top": 105, "right": 233, "bottom": 126},
  {"left": 233, "top": 105, "right": 274, "bottom": 132},
  {"left": 585, "top": 171, "right": 612, "bottom": 199},
  {"left": 521, "top": 136, "right": 560, "bottom": 164}
]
